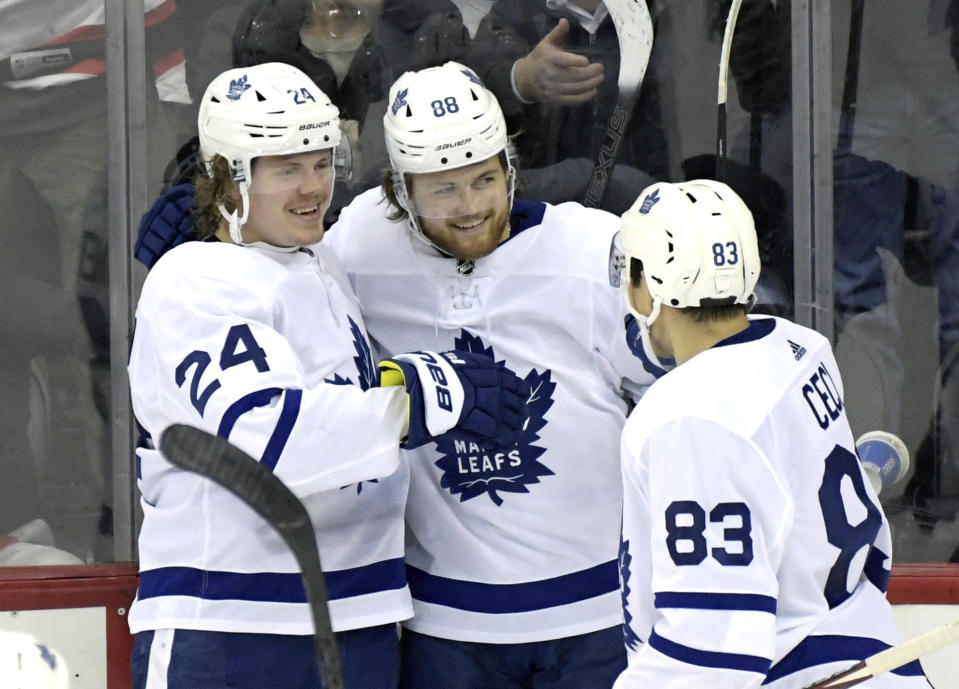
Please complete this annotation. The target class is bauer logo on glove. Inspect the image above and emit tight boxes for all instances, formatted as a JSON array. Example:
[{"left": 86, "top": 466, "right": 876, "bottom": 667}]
[{"left": 379, "top": 350, "right": 530, "bottom": 449}]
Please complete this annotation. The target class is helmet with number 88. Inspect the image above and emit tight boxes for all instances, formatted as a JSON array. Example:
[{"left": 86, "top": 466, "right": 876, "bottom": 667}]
[
  {"left": 197, "top": 62, "right": 342, "bottom": 244},
  {"left": 0, "top": 631, "right": 71, "bottom": 689},
  {"left": 614, "top": 179, "right": 760, "bottom": 325},
  {"left": 383, "top": 61, "right": 514, "bottom": 223}
]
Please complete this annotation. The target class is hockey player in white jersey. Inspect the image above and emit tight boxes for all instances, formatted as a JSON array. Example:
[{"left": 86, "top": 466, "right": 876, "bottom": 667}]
[
  {"left": 323, "top": 62, "right": 662, "bottom": 689},
  {"left": 609, "top": 179, "right": 931, "bottom": 688},
  {"left": 126, "top": 62, "right": 528, "bottom": 689}
]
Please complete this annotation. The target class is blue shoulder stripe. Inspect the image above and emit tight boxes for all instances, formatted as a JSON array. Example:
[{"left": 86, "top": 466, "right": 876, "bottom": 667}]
[
  {"left": 649, "top": 629, "right": 771, "bottom": 674},
  {"left": 655, "top": 591, "right": 777, "bottom": 614}
]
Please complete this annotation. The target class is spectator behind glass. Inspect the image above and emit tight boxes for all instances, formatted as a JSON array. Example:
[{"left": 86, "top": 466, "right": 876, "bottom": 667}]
[
  {"left": 463, "top": 0, "right": 669, "bottom": 213},
  {"left": 0, "top": 0, "right": 187, "bottom": 565},
  {"left": 165, "top": 0, "right": 476, "bottom": 216}
]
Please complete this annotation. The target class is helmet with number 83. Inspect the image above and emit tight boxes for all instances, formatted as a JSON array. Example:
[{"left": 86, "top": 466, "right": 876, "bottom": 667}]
[
  {"left": 197, "top": 62, "right": 343, "bottom": 244},
  {"left": 0, "top": 631, "right": 71, "bottom": 689},
  {"left": 613, "top": 179, "right": 760, "bottom": 325}
]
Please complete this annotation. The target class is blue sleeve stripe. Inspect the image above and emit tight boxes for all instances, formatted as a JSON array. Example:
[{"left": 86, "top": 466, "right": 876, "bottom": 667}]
[
  {"left": 764, "top": 634, "right": 925, "bottom": 684},
  {"left": 216, "top": 387, "right": 302, "bottom": 472},
  {"left": 260, "top": 388, "right": 302, "bottom": 472},
  {"left": 217, "top": 387, "right": 282, "bottom": 438},
  {"left": 655, "top": 591, "right": 777, "bottom": 613},
  {"left": 406, "top": 560, "right": 619, "bottom": 614},
  {"left": 138, "top": 558, "right": 406, "bottom": 603},
  {"left": 649, "top": 630, "right": 771, "bottom": 675}
]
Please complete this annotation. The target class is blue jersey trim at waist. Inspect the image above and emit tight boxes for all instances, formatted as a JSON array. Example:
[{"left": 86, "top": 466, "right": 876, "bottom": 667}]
[
  {"left": 406, "top": 560, "right": 619, "bottom": 614},
  {"left": 138, "top": 557, "right": 406, "bottom": 603}
]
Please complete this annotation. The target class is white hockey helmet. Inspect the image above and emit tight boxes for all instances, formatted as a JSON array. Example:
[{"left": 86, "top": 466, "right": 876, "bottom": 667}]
[
  {"left": 197, "top": 62, "right": 343, "bottom": 244},
  {"left": 612, "top": 179, "right": 760, "bottom": 325},
  {"left": 383, "top": 61, "right": 514, "bottom": 231},
  {"left": 0, "top": 631, "right": 71, "bottom": 689}
]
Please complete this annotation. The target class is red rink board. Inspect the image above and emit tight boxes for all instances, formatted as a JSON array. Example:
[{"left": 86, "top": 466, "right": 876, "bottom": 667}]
[
  {"left": 0, "top": 562, "right": 138, "bottom": 689},
  {"left": 0, "top": 562, "right": 956, "bottom": 688}
]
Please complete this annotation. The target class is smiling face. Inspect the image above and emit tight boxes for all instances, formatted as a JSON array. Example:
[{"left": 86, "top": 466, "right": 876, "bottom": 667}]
[
  {"left": 408, "top": 157, "right": 511, "bottom": 261},
  {"left": 235, "top": 149, "right": 335, "bottom": 247}
]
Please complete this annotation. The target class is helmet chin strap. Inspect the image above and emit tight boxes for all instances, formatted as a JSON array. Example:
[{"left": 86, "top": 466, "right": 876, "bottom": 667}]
[
  {"left": 218, "top": 184, "right": 252, "bottom": 246},
  {"left": 217, "top": 177, "right": 333, "bottom": 253}
]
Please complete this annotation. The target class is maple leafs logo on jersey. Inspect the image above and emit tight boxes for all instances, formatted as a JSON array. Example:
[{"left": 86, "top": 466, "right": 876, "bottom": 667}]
[
  {"left": 227, "top": 75, "right": 250, "bottom": 100},
  {"left": 433, "top": 331, "right": 555, "bottom": 506},
  {"left": 349, "top": 317, "right": 378, "bottom": 390},
  {"left": 619, "top": 539, "right": 642, "bottom": 651},
  {"left": 391, "top": 87, "right": 409, "bottom": 116},
  {"left": 326, "top": 316, "right": 379, "bottom": 493}
]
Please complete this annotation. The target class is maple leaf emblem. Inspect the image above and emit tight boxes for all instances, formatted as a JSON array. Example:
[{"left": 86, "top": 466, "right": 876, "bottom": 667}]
[
  {"left": 619, "top": 538, "right": 642, "bottom": 651},
  {"left": 433, "top": 330, "right": 555, "bottom": 506},
  {"left": 326, "top": 316, "right": 379, "bottom": 493},
  {"left": 227, "top": 74, "right": 250, "bottom": 101},
  {"left": 391, "top": 87, "right": 409, "bottom": 116}
]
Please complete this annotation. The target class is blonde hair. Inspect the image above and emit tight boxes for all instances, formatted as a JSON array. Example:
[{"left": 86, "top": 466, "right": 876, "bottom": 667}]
[{"left": 192, "top": 155, "right": 242, "bottom": 239}]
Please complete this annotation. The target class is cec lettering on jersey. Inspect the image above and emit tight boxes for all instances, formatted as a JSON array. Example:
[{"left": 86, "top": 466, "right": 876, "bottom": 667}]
[{"left": 801, "top": 361, "right": 843, "bottom": 429}]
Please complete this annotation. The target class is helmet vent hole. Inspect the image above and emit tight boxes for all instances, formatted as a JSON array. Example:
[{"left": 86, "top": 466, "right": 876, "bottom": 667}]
[
  {"left": 465, "top": 152, "right": 473, "bottom": 159},
  {"left": 323, "top": 134, "right": 330, "bottom": 142},
  {"left": 406, "top": 105, "right": 412, "bottom": 117},
  {"left": 210, "top": 95, "right": 221, "bottom": 104},
  {"left": 470, "top": 89, "right": 479, "bottom": 101},
  {"left": 711, "top": 212, "right": 721, "bottom": 216},
  {"left": 255, "top": 90, "right": 267, "bottom": 102},
  {"left": 670, "top": 298, "right": 680, "bottom": 306},
  {"left": 441, "top": 157, "right": 448, "bottom": 164},
  {"left": 303, "top": 138, "right": 309, "bottom": 145},
  {"left": 686, "top": 193, "right": 697, "bottom": 202}
]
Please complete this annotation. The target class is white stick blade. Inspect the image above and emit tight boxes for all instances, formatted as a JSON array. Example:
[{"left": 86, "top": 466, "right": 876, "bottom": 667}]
[
  {"left": 866, "top": 619, "right": 959, "bottom": 676},
  {"left": 604, "top": 0, "right": 654, "bottom": 91}
]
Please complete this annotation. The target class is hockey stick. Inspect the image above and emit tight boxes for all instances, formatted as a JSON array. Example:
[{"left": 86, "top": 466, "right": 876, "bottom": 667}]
[
  {"left": 837, "top": 0, "right": 865, "bottom": 155},
  {"left": 583, "top": 0, "right": 654, "bottom": 208},
  {"left": 802, "top": 618, "right": 959, "bottom": 688},
  {"left": 159, "top": 424, "right": 344, "bottom": 689},
  {"left": 716, "top": 0, "right": 744, "bottom": 182}
]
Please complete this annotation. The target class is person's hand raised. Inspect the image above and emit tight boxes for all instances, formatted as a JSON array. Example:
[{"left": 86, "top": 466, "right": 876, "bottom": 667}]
[{"left": 512, "top": 19, "right": 604, "bottom": 105}]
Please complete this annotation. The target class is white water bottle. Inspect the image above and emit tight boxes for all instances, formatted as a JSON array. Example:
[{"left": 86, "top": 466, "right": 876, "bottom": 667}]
[{"left": 855, "top": 431, "right": 910, "bottom": 497}]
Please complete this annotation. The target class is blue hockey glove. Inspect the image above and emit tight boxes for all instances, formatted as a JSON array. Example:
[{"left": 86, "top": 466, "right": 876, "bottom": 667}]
[
  {"left": 134, "top": 183, "right": 196, "bottom": 269},
  {"left": 379, "top": 350, "right": 530, "bottom": 450}
]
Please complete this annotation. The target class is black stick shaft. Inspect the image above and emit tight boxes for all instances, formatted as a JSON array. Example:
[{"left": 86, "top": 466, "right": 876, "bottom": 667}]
[{"left": 159, "top": 424, "right": 345, "bottom": 689}]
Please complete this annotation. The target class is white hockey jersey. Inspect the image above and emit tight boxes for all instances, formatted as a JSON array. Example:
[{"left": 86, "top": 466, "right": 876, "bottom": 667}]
[
  {"left": 615, "top": 316, "right": 930, "bottom": 689},
  {"left": 326, "top": 188, "right": 659, "bottom": 643},
  {"left": 127, "top": 240, "right": 412, "bottom": 636}
]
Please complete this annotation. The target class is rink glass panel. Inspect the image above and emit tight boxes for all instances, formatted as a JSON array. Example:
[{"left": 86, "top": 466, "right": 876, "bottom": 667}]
[{"left": 2, "top": 0, "right": 957, "bottom": 575}]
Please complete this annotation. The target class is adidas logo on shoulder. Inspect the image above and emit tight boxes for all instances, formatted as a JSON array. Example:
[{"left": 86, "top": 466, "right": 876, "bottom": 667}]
[{"left": 788, "top": 339, "right": 806, "bottom": 361}]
